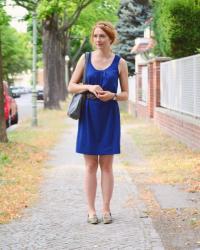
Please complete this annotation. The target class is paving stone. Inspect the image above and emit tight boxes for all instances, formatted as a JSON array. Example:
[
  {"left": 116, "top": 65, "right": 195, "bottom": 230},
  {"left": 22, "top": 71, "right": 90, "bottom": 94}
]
[
  {"left": 150, "top": 184, "right": 200, "bottom": 209},
  {"left": 0, "top": 119, "right": 164, "bottom": 250}
]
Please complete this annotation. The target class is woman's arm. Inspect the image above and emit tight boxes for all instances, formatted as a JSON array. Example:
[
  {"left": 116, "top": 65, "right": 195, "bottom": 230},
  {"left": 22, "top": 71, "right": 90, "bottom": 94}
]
[
  {"left": 67, "top": 54, "right": 88, "bottom": 94},
  {"left": 117, "top": 58, "right": 129, "bottom": 101},
  {"left": 67, "top": 54, "right": 103, "bottom": 96}
]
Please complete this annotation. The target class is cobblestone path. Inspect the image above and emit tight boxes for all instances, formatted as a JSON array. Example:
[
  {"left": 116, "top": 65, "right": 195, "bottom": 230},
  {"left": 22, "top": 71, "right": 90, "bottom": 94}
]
[{"left": 0, "top": 119, "right": 164, "bottom": 250}]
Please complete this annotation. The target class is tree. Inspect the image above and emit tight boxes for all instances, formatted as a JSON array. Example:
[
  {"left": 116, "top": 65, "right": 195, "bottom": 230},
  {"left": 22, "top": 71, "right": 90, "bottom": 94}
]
[
  {"left": 114, "top": 0, "right": 151, "bottom": 75},
  {"left": 0, "top": 4, "right": 9, "bottom": 143},
  {"left": 14, "top": 0, "right": 120, "bottom": 109},
  {"left": 152, "top": 0, "right": 200, "bottom": 58},
  {"left": 0, "top": 1, "right": 32, "bottom": 142},
  {"left": 15, "top": 0, "right": 95, "bottom": 109}
]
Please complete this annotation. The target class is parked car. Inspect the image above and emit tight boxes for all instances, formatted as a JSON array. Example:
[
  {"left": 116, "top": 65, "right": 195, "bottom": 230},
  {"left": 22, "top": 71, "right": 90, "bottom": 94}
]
[
  {"left": 3, "top": 83, "right": 18, "bottom": 127},
  {"left": 17, "top": 86, "right": 26, "bottom": 95},
  {"left": 36, "top": 86, "right": 44, "bottom": 100},
  {"left": 22, "top": 85, "right": 32, "bottom": 94},
  {"left": 9, "top": 86, "right": 21, "bottom": 98}
]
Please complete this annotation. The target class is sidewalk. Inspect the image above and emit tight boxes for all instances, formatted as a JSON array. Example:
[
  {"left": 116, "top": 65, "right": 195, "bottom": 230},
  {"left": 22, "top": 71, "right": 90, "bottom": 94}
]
[{"left": 0, "top": 118, "right": 164, "bottom": 250}]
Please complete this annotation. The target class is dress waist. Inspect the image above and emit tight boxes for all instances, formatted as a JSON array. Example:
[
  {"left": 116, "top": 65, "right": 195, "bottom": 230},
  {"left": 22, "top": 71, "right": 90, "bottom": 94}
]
[{"left": 86, "top": 92, "right": 97, "bottom": 99}]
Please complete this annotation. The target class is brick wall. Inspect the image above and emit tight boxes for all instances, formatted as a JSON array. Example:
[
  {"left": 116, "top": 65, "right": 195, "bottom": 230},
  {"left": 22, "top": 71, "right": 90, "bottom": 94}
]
[
  {"left": 155, "top": 108, "right": 200, "bottom": 149},
  {"left": 135, "top": 57, "right": 200, "bottom": 150}
]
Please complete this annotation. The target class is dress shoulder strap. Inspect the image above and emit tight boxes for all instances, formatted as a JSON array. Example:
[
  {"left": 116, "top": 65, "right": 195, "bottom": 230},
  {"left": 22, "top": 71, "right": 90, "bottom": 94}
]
[{"left": 112, "top": 54, "right": 121, "bottom": 68}]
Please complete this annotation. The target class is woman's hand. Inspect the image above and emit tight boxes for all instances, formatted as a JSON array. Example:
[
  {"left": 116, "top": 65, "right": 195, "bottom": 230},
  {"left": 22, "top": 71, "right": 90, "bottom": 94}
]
[
  {"left": 97, "top": 91, "right": 114, "bottom": 102},
  {"left": 88, "top": 85, "right": 103, "bottom": 97}
]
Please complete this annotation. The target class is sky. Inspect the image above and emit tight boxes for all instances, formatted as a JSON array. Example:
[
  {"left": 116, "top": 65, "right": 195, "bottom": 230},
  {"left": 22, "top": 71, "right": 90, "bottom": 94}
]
[{"left": 4, "top": 0, "right": 28, "bottom": 32}]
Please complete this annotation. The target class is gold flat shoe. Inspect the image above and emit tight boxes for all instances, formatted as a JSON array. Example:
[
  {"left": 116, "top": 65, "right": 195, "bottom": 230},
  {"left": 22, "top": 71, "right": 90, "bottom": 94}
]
[
  {"left": 87, "top": 214, "right": 99, "bottom": 224},
  {"left": 102, "top": 213, "right": 112, "bottom": 224}
]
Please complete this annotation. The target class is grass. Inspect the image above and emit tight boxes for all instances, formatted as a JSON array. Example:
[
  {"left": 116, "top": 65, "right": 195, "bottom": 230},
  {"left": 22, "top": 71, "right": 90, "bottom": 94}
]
[
  {"left": 0, "top": 104, "right": 67, "bottom": 224},
  {"left": 121, "top": 111, "right": 200, "bottom": 232},
  {"left": 121, "top": 112, "right": 200, "bottom": 192}
]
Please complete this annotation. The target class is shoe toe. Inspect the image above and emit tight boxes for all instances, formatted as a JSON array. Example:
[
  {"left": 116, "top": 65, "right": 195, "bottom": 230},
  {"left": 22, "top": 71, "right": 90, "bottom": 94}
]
[
  {"left": 103, "top": 213, "right": 112, "bottom": 224},
  {"left": 87, "top": 215, "right": 99, "bottom": 224}
]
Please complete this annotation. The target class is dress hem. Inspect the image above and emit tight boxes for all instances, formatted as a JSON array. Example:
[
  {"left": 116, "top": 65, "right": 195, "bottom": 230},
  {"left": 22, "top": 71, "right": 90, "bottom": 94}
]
[{"left": 76, "top": 151, "right": 120, "bottom": 156}]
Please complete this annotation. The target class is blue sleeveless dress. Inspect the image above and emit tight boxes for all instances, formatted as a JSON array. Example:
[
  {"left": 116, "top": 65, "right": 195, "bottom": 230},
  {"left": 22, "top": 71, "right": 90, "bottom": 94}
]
[{"left": 76, "top": 53, "right": 121, "bottom": 155}]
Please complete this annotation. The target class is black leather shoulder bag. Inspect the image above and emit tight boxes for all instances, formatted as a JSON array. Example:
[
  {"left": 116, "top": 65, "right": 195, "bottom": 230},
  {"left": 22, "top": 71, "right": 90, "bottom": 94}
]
[{"left": 67, "top": 52, "right": 89, "bottom": 120}]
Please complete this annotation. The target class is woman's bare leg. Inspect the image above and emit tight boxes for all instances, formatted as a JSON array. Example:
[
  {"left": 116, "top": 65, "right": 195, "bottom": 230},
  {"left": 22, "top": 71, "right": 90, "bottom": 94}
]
[
  {"left": 84, "top": 155, "right": 98, "bottom": 216},
  {"left": 99, "top": 155, "right": 114, "bottom": 214}
]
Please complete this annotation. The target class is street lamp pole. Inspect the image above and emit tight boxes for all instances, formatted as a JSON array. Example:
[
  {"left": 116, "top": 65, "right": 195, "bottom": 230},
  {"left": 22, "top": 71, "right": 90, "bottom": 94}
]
[
  {"left": 32, "top": 10, "right": 38, "bottom": 127},
  {"left": 65, "top": 55, "right": 70, "bottom": 86}
]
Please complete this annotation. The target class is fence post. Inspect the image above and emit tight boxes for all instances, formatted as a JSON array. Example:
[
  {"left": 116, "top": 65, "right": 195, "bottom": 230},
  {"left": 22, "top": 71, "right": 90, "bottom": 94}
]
[
  {"left": 147, "top": 61, "right": 154, "bottom": 118},
  {"left": 135, "top": 64, "right": 142, "bottom": 117},
  {"left": 148, "top": 57, "right": 171, "bottom": 118}
]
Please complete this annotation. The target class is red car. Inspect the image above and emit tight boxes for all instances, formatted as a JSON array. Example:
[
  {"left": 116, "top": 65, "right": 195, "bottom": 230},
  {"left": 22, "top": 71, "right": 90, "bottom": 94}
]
[{"left": 3, "top": 82, "right": 18, "bottom": 127}]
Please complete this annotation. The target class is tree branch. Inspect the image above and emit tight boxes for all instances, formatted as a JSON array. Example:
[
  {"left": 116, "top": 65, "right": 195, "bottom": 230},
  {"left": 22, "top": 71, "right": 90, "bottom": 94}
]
[
  {"left": 71, "top": 36, "right": 87, "bottom": 65},
  {"left": 14, "top": 0, "right": 38, "bottom": 11},
  {"left": 60, "top": 0, "right": 94, "bottom": 32}
]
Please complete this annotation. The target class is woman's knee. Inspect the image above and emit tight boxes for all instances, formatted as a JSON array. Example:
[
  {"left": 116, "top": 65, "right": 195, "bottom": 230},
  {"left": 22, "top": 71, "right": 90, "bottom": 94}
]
[
  {"left": 99, "top": 155, "right": 113, "bottom": 173},
  {"left": 84, "top": 155, "right": 98, "bottom": 174},
  {"left": 100, "top": 164, "right": 113, "bottom": 174},
  {"left": 99, "top": 162, "right": 113, "bottom": 174},
  {"left": 86, "top": 163, "right": 98, "bottom": 174}
]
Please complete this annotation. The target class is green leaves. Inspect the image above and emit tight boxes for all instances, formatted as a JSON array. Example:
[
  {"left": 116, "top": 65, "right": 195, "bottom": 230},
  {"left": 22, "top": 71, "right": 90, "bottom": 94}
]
[
  {"left": 37, "top": 0, "right": 94, "bottom": 20},
  {"left": 153, "top": 0, "right": 200, "bottom": 58},
  {"left": 0, "top": 152, "right": 11, "bottom": 166},
  {"left": 1, "top": 26, "right": 32, "bottom": 80},
  {"left": 0, "top": 3, "right": 31, "bottom": 80},
  {"left": 74, "top": 0, "right": 119, "bottom": 35},
  {"left": 37, "top": 0, "right": 65, "bottom": 19},
  {"left": 0, "top": 3, "right": 9, "bottom": 27}
]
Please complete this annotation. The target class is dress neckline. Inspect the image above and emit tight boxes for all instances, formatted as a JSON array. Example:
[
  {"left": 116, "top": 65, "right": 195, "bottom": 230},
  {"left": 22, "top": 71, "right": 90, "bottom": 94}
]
[{"left": 90, "top": 52, "right": 116, "bottom": 71}]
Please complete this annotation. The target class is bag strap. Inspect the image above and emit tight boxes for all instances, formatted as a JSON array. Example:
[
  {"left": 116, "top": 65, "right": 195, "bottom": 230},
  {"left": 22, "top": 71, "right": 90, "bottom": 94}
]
[{"left": 82, "top": 52, "right": 90, "bottom": 84}]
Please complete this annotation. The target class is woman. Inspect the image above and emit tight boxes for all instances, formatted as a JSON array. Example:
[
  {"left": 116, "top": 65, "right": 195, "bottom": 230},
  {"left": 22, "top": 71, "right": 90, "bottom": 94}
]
[{"left": 68, "top": 21, "right": 128, "bottom": 224}]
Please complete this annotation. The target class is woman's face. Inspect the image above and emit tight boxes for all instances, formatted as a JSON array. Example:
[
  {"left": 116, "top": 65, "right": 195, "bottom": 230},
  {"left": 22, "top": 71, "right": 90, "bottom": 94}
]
[{"left": 93, "top": 27, "right": 111, "bottom": 49}]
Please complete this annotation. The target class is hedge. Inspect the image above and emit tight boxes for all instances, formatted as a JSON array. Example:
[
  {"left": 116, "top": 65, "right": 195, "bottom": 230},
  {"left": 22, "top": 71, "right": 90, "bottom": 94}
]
[{"left": 152, "top": 0, "right": 200, "bottom": 58}]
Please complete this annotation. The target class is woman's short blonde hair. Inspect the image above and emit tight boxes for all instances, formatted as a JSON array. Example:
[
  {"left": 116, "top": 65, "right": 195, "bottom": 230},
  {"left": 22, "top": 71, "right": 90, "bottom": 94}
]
[{"left": 90, "top": 21, "right": 117, "bottom": 46}]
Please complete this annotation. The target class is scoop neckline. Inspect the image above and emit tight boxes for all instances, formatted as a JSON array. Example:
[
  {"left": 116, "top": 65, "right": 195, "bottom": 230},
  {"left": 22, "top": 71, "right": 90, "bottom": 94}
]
[{"left": 90, "top": 52, "right": 116, "bottom": 71}]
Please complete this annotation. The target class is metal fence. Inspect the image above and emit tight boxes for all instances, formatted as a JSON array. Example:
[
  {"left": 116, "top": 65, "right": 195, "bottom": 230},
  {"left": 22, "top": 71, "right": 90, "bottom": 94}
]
[
  {"left": 141, "top": 66, "right": 148, "bottom": 103},
  {"left": 160, "top": 54, "right": 200, "bottom": 118},
  {"left": 128, "top": 75, "right": 136, "bottom": 103}
]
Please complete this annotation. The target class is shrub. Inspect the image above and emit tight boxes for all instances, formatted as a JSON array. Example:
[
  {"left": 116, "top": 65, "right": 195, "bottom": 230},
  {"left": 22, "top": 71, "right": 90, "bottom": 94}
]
[{"left": 152, "top": 0, "right": 200, "bottom": 58}]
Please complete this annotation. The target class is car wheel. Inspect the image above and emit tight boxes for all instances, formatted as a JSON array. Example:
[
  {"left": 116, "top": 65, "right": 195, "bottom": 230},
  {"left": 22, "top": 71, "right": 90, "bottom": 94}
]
[
  {"left": 11, "top": 112, "right": 19, "bottom": 125},
  {"left": 6, "top": 113, "right": 12, "bottom": 128}
]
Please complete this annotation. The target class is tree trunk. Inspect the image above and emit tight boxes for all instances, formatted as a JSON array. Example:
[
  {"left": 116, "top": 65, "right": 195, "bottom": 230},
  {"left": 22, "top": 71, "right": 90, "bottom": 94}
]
[
  {"left": 42, "top": 16, "right": 61, "bottom": 110},
  {"left": 14, "top": 0, "right": 94, "bottom": 109},
  {"left": 0, "top": 33, "right": 8, "bottom": 143}
]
